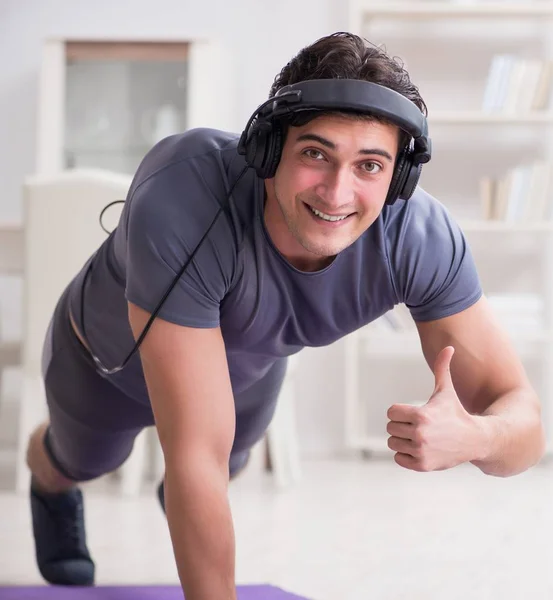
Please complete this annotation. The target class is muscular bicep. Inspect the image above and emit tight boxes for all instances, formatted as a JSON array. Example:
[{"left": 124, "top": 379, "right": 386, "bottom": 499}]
[
  {"left": 415, "top": 296, "right": 533, "bottom": 415},
  {"left": 127, "top": 301, "right": 235, "bottom": 471}
]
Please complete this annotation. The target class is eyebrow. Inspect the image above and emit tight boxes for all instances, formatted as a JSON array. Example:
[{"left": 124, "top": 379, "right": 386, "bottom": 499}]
[{"left": 295, "top": 133, "right": 394, "bottom": 163}]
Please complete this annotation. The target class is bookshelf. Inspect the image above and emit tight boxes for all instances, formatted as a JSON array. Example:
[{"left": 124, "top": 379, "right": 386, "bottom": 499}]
[
  {"left": 348, "top": 1, "right": 553, "bottom": 26},
  {"left": 430, "top": 112, "right": 553, "bottom": 124},
  {"left": 460, "top": 219, "right": 553, "bottom": 232},
  {"left": 344, "top": 1, "right": 553, "bottom": 457},
  {"left": 359, "top": 329, "right": 552, "bottom": 358}
]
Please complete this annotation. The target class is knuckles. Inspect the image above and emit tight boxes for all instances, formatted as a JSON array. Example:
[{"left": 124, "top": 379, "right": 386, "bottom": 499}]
[{"left": 410, "top": 430, "right": 427, "bottom": 447}]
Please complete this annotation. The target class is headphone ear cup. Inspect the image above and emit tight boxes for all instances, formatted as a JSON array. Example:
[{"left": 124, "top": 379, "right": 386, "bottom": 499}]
[
  {"left": 240, "top": 119, "right": 282, "bottom": 179},
  {"left": 248, "top": 120, "right": 272, "bottom": 177},
  {"left": 243, "top": 125, "right": 259, "bottom": 169},
  {"left": 400, "top": 163, "right": 422, "bottom": 201},
  {"left": 386, "top": 149, "right": 422, "bottom": 204},
  {"left": 262, "top": 120, "right": 283, "bottom": 179},
  {"left": 386, "top": 151, "right": 408, "bottom": 205}
]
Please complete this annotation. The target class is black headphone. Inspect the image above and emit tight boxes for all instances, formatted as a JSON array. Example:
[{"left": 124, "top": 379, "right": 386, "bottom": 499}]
[{"left": 237, "top": 79, "right": 432, "bottom": 205}]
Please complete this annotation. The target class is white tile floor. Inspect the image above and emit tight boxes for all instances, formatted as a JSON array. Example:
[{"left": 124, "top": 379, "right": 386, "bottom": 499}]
[{"left": 1, "top": 455, "right": 553, "bottom": 600}]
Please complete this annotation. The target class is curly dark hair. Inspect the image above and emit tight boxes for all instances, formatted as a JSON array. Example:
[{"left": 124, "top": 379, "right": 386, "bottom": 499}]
[{"left": 269, "top": 32, "right": 427, "bottom": 150}]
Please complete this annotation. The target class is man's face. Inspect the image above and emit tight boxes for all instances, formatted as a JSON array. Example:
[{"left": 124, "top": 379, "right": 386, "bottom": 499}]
[{"left": 264, "top": 114, "right": 400, "bottom": 271}]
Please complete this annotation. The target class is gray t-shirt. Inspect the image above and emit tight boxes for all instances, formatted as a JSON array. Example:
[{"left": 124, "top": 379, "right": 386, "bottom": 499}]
[{"left": 68, "top": 127, "right": 482, "bottom": 403}]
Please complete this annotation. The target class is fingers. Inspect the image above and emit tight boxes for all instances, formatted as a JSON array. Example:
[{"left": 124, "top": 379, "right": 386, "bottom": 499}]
[
  {"left": 387, "top": 436, "right": 414, "bottom": 455},
  {"left": 386, "top": 421, "right": 414, "bottom": 439},
  {"left": 387, "top": 403, "right": 420, "bottom": 423},
  {"left": 393, "top": 452, "right": 420, "bottom": 471}
]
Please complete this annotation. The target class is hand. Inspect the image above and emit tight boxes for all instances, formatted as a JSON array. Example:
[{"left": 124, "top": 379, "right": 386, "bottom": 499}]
[{"left": 386, "top": 346, "right": 483, "bottom": 472}]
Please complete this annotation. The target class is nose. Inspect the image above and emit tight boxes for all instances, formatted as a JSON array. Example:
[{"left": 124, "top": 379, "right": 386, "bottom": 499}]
[{"left": 315, "top": 165, "right": 355, "bottom": 209}]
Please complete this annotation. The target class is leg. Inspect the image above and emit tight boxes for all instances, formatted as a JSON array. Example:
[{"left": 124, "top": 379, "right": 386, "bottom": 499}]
[
  {"left": 27, "top": 286, "right": 155, "bottom": 586},
  {"left": 26, "top": 421, "right": 74, "bottom": 494},
  {"left": 28, "top": 320, "right": 154, "bottom": 488},
  {"left": 231, "top": 357, "right": 288, "bottom": 470}
]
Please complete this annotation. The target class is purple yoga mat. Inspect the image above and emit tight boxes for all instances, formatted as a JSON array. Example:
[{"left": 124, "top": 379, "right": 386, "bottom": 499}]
[{"left": 0, "top": 585, "right": 312, "bottom": 599}]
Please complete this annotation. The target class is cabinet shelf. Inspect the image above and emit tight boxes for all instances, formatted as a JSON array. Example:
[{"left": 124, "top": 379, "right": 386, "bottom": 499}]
[
  {"left": 36, "top": 38, "right": 231, "bottom": 174},
  {"left": 429, "top": 111, "right": 553, "bottom": 125},
  {"left": 359, "top": 329, "right": 551, "bottom": 358},
  {"left": 357, "top": 2, "right": 553, "bottom": 19},
  {"left": 459, "top": 220, "right": 553, "bottom": 232}
]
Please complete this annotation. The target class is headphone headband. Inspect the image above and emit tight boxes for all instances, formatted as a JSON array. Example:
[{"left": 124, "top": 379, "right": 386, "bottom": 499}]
[
  {"left": 238, "top": 78, "right": 432, "bottom": 203},
  {"left": 271, "top": 79, "right": 428, "bottom": 147}
]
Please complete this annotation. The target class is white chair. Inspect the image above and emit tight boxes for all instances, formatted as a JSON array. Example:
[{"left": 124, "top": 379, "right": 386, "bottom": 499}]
[
  {"left": 16, "top": 169, "right": 302, "bottom": 494},
  {"left": 16, "top": 169, "right": 133, "bottom": 492},
  {"left": 0, "top": 224, "right": 24, "bottom": 404}
]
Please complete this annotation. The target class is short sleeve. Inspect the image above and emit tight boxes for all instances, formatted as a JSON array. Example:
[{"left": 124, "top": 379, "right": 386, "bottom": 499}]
[
  {"left": 124, "top": 156, "right": 237, "bottom": 328},
  {"left": 385, "top": 189, "right": 483, "bottom": 322}
]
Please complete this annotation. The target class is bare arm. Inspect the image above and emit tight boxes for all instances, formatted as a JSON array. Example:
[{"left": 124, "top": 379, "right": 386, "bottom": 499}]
[
  {"left": 128, "top": 302, "right": 236, "bottom": 600},
  {"left": 415, "top": 295, "right": 546, "bottom": 477}
]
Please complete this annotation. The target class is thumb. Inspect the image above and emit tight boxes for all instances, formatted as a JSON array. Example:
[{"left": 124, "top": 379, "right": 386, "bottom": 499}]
[{"left": 432, "top": 345, "right": 455, "bottom": 395}]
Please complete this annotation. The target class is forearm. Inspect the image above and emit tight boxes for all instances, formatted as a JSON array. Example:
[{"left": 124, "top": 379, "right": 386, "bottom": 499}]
[
  {"left": 165, "top": 464, "right": 236, "bottom": 600},
  {"left": 470, "top": 387, "right": 546, "bottom": 477}
]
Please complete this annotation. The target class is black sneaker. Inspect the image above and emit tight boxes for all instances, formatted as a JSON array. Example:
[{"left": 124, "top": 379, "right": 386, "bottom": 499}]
[{"left": 30, "top": 480, "right": 95, "bottom": 586}]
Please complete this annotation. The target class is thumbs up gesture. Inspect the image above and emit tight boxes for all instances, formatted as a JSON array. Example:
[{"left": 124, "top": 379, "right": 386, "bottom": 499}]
[{"left": 386, "top": 346, "right": 482, "bottom": 472}]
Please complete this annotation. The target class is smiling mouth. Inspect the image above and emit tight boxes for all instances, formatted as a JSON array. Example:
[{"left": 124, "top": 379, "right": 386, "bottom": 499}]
[{"left": 305, "top": 203, "right": 353, "bottom": 222}]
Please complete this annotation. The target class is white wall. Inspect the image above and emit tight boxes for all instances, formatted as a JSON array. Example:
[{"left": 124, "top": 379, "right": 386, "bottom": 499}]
[
  {"left": 0, "top": 0, "right": 353, "bottom": 458},
  {"left": 0, "top": 0, "right": 349, "bottom": 223},
  {"left": 5, "top": 3, "right": 548, "bottom": 463}
]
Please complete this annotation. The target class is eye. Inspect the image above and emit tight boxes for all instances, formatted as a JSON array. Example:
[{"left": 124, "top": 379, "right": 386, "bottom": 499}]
[
  {"left": 361, "top": 161, "right": 382, "bottom": 174},
  {"left": 303, "top": 148, "right": 325, "bottom": 161}
]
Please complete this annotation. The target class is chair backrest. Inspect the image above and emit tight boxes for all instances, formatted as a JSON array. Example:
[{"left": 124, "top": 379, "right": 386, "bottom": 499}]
[{"left": 22, "top": 169, "right": 132, "bottom": 372}]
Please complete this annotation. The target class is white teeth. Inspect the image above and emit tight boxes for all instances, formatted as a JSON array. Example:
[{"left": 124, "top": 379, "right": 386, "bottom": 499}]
[{"left": 309, "top": 206, "right": 349, "bottom": 222}]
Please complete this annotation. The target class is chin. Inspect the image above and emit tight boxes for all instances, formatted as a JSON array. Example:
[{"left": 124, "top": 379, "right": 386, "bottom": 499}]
[{"left": 297, "top": 237, "right": 351, "bottom": 258}]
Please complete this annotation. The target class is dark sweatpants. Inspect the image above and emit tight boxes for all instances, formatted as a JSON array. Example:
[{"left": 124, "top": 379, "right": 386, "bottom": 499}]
[{"left": 41, "top": 285, "right": 287, "bottom": 482}]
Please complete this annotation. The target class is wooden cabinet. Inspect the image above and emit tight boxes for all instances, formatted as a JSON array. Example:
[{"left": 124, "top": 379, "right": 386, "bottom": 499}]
[{"left": 36, "top": 38, "right": 231, "bottom": 175}]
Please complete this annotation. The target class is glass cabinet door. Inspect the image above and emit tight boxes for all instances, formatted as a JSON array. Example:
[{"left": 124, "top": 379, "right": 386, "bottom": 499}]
[{"left": 63, "top": 42, "right": 189, "bottom": 175}]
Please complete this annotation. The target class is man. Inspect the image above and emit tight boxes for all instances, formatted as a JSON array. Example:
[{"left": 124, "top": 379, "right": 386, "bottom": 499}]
[{"left": 26, "top": 32, "right": 545, "bottom": 599}]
